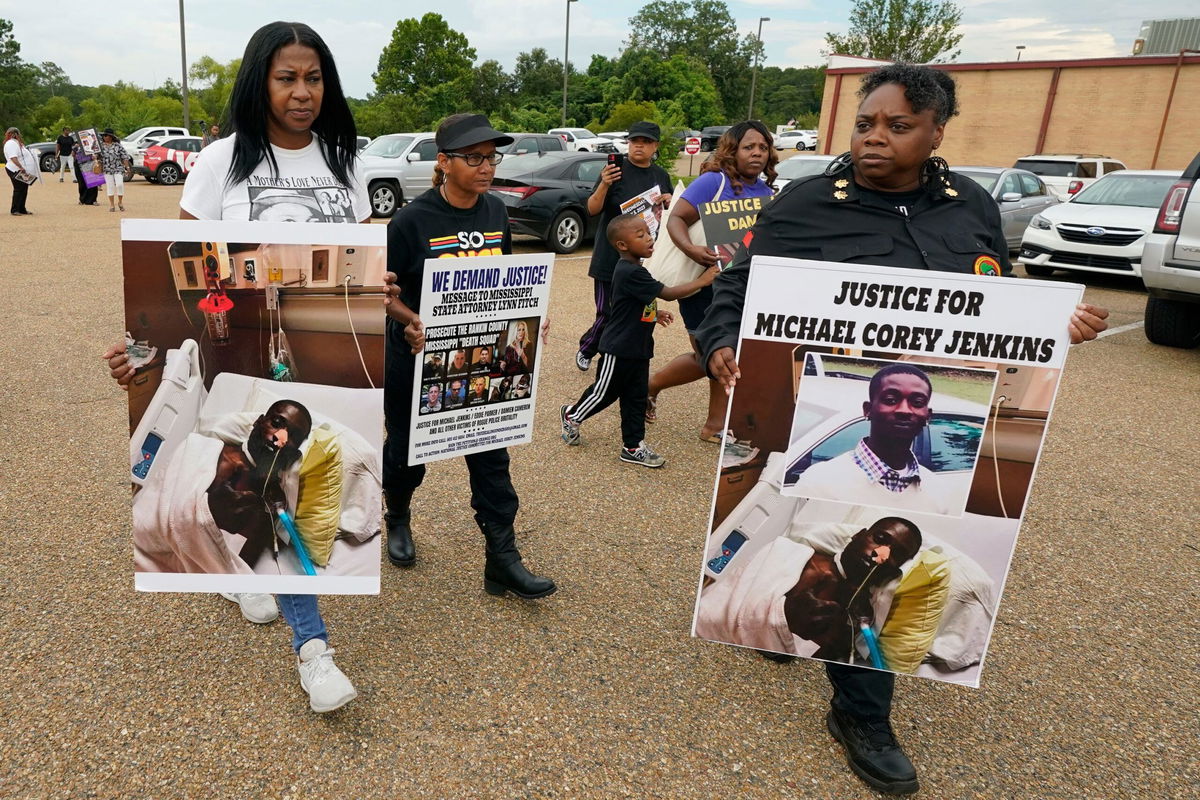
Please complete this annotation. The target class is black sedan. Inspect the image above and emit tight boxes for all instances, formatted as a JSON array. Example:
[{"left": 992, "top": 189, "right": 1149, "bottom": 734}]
[{"left": 489, "top": 152, "right": 607, "bottom": 254}]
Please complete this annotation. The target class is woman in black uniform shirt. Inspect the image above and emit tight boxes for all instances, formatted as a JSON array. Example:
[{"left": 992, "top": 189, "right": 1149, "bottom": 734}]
[
  {"left": 697, "top": 65, "right": 1108, "bottom": 795},
  {"left": 381, "top": 114, "right": 555, "bottom": 599}
]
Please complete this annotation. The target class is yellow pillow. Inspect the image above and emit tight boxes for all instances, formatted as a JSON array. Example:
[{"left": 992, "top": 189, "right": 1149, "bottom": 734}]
[
  {"left": 878, "top": 550, "right": 951, "bottom": 673},
  {"left": 294, "top": 428, "right": 343, "bottom": 568}
]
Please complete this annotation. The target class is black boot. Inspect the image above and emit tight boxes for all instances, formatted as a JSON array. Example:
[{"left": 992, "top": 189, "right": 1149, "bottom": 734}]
[
  {"left": 384, "top": 490, "right": 416, "bottom": 567},
  {"left": 478, "top": 520, "right": 555, "bottom": 599},
  {"left": 826, "top": 707, "right": 919, "bottom": 795}
]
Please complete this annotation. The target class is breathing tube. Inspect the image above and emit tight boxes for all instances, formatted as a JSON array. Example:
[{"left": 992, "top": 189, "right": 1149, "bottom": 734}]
[
  {"left": 259, "top": 444, "right": 317, "bottom": 577},
  {"left": 843, "top": 563, "right": 890, "bottom": 671}
]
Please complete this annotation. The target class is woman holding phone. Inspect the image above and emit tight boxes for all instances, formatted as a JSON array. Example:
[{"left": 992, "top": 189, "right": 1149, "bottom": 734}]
[{"left": 103, "top": 21, "right": 369, "bottom": 713}]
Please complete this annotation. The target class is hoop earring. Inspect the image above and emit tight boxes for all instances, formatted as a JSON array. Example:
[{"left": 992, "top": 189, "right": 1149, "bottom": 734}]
[
  {"left": 824, "top": 151, "right": 853, "bottom": 177},
  {"left": 920, "top": 155, "right": 950, "bottom": 187}
]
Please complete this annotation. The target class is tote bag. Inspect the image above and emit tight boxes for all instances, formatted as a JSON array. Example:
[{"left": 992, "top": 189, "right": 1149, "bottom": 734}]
[{"left": 643, "top": 174, "right": 727, "bottom": 297}]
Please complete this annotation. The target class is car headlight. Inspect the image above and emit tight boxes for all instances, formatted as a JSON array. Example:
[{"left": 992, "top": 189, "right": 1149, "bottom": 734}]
[{"left": 1030, "top": 214, "right": 1052, "bottom": 231}]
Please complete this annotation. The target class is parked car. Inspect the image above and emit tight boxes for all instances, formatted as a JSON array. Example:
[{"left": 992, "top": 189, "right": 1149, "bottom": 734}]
[
  {"left": 489, "top": 152, "right": 607, "bottom": 254},
  {"left": 358, "top": 132, "right": 437, "bottom": 217},
  {"left": 699, "top": 125, "right": 732, "bottom": 152},
  {"left": 1140, "top": 151, "right": 1200, "bottom": 348},
  {"left": 121, "top": 126, "right": 190, "bottom": 159},
  {"left": 26, "top": 141, "right": 61, "bottom": 172},
  {"left": 137, "top": 136, "right": 204, "bottom": 185},
  {"left": 498, "top": 133, "right": 567, "bottom": 156},
  {"left": 774, "top": 130, "right": 818, "bottom": 151},
  {"left": 547, "top": 128, "right": 616, "bottom": 153},
  {"left": 1017, "top": 170, "right": 1181, "bottom": 279},
  {"left": 1012, "top": 154, "right": 1127, "bottom": 199},
  {"left": 952, "top": 167, "right": 1060, "bottom": 251},
  {"left": 773, "top": 154, "right": 836, "bottom": 191},
  {"left": 597, "top": 132, "right": 630, "bottom": 154},
  {"left": 673, "top": 129, "right": 702, "bottom": 152}
]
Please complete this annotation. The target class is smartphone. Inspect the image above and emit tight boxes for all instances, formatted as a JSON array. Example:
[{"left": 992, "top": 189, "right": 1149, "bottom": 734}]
[{"left": 607, "top": 152, "right": 624, "bottom": 170}]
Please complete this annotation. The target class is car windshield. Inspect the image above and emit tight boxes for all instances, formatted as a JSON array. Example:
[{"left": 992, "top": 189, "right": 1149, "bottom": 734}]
[
  {"left": 776, "top": 158, "right": 833, "bottom": 180},
  {"left": 570, "top": 129, "right": 597, "bottom": 139},
  {"left": 495, "top": 153, "right": 555, "bottom": 176},
  {"left": 955, "top": 170, "right": 1000, "bottom": 192},
  {"left": 1013, "top": 159, "right": 1078, "bottom": 178},
  {"left": 1070, "top": 174, "right": 1178, "bottom": 208},
  {"left": 362, "top": 136, "right": 413, "bottom": 157}
]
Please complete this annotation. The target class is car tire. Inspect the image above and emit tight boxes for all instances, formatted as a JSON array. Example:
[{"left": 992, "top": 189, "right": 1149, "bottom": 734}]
[
  {"left": 40, "top": 153, "right": 60, "bottom": 173},
  {"left": 155, "top": 162, "right": 182, "bottom": 185},
  {"left": 124, "top": 163, "right": 135, "bottom": 182},
  {"left": 548, "top": 209, "right": 584, "bottom": 254},
  {"left": 1022, "top": 263, "right": 1055, "bottom": 277},
  {"left": 1144, "top": 295, "right": 1200, "bottom": 349},
  {"left": 369, "top": 180, "right": 399, "bottom": 218}
]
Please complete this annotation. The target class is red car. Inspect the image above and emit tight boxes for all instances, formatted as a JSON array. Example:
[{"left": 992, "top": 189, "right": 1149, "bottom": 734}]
[{"left": 135, "top": 136, "right": 204, "bottom": 185}]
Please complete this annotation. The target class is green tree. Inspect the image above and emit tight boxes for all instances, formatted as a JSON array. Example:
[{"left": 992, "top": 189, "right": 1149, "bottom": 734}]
[
  {"left": 825, "top": 0, "right": 964, "bottom": 63},
  {"left": 0, "top": 19, "right": 37, "bottom": 130},
  {"left": 626, "top": 0, "right": 760, "bottom": 120},
  {"left": 26, "top": 95, "right": 73, "bottom": 140},
  {"left": 606, "top": 51, "right": 722, "bottom": 128},
  {"left": 374, "top": 14, "right": 476, "bottom": 97},
  {"left": 601, "top": 100, "right": 659, "bottom": 133},
  {"left": 466, "top": 60, "right": 513, "bottom": 117},
  {"left": 512, "top": 48, "right": 566, "bottom": 106},
  {"left": 188, "top": 55, "right": 241, "bottom": 125},
  {"left": 77, "top": 83, "right": 183, "bottom": 134}
]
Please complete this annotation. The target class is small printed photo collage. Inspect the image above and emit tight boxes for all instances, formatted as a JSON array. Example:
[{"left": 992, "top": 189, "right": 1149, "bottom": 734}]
[{"left": 419, "top": 318, "right": 539, "bottom": 415}]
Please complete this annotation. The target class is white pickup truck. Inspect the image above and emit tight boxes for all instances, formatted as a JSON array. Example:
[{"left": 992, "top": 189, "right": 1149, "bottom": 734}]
[
  {"left": 547, "top": 128, "right": 617, "bottom": 153},
  {"left": 1012, "top": 154, "right": 1127, "bottom": 199},
  {"left": 1140, "top": 150, "right": 1200, "bottom": 348}
]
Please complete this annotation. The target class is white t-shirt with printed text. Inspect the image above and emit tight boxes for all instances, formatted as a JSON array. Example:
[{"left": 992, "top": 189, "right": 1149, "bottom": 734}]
[{"left": 180, "top": 134, "right": 370, "bottom": 222}]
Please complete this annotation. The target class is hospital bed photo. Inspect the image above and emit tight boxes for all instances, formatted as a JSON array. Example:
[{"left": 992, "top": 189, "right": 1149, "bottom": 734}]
[{"left": 130, "top": 340, "right": 383, "bottom": 595}]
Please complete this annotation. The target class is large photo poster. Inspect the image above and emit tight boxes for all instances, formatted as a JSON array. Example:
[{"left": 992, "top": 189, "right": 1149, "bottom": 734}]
[
  {"left": 122, "top": 220, "right": 387, "bottom": 595},
  {"left": 692, "top": 257, "right": 1083, "bottom": 687},
  {"left": 409, "top": 253, "right": 554, "bottom": 465}
]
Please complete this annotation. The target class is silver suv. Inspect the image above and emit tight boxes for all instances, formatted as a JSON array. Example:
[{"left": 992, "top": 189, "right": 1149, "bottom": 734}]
[
  {"left": 359, "top": 132, "right": 437, "bottom": 217},
  {"left": 1012, "top": 154, "right": 1126, "bottom": 199},
  {"left": 1141, "top": 151, "right": 1200, "bottom": 348}
]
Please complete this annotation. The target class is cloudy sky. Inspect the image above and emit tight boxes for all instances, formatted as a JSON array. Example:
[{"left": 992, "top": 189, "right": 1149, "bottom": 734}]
[{"left": 3, "top": 0, "right": 1194, "bottom": 98}]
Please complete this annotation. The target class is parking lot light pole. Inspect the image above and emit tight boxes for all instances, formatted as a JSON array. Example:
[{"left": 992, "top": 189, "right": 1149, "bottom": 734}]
[
  {"left": 562, "top": 0, "right": 578, "bottom": 127},
  {"left": 1015, "top": 45, "right": 1026, "bottom": 61},
  {"left": 179, "top": 0, "right": 191, "bottom": 130},
  {"left": 747, "top": 17, "right": 769, "bottom": 120}
]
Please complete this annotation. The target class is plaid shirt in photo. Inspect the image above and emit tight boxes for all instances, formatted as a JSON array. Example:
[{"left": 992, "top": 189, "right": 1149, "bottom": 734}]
[{"left": 850, "top": 438, "right": 921, "bottom": 493}]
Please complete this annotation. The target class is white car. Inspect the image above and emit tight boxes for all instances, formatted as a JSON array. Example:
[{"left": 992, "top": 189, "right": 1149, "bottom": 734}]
[
  {"left": 775, "top": 130, "right": 818, "bottom": 151},
  {"left": 121, "top": 126, "right": 190, "bottom": 160},
  {"left": 774, "top": 154, "right": 836, "bottom": 191},
  {"left": 1012, "top": 154, "right": 1127, "bottom": 199},
  {"left": 598, "top": 132, "right": 629, "bottom": 154},
  {"left": 1018, "top": 170, "right": 1182, "bottom": 279},
  {"left": 358, "top": 132, "right": 438, "bottom": 217},
  {"left": 547, "top": 128, "right": 616, "bottom": 153}
]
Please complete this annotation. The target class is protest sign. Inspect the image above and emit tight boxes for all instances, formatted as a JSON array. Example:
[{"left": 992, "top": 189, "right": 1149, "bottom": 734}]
[
  {"left": 122, "top": 219, "right": 387, "bottom": 595},
  {"left": 692, "top": 257, "right": 1083, "bottom": 687},
  {"left": 619, "top": 185, "right": 664, "bottom": 239},
  {"left": 409, "top": 252, "right": 554, "bottom": 465},
  {"left": 697, "top": 193, "right": 771, "bottom": 267}
]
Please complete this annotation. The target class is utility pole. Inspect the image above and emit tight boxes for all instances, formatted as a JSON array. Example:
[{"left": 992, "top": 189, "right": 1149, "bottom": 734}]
[
  {"left": 179, "top": 0, "right": 191, "bottom": 130},
  {"left": 747, "top": 17, "right": 770, "bottom": 120},
  {"left": 562, "top": 0, "right": 578, "bottom": 127}
]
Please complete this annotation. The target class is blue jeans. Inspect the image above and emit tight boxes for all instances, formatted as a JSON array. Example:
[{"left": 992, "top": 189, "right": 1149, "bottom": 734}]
[{"left": 277, "top": 594, "right": 327, "bottom": 653}]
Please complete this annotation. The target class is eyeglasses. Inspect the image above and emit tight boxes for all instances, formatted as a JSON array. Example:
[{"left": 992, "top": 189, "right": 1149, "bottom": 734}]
[{"left": 442, "top": 151, "right": 504, "bottom": 167}]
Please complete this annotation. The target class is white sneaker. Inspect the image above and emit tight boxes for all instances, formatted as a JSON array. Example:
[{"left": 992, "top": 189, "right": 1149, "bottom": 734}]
[
  {"left": 297, "top": 639, "right": 357, "bottom": 712},
  {"left": 220, "top": 592, "right": 279, "bottom": 624}
]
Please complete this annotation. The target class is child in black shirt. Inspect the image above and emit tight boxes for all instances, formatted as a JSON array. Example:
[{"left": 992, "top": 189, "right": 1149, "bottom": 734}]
[{"left": 561, "top": 214, "right": 717, "bottom": 467}]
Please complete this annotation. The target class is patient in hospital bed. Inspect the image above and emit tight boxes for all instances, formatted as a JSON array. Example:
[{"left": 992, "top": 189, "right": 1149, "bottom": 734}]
[
  {"left": 206, "top": 400, "right": 311, "bottom": 567},
  {"left": 696, "top": 518, "right": 922, "bottom": 663}
]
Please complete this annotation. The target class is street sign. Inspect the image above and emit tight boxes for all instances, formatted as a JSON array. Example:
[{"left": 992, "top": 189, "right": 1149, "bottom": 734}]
[{"left": 685, "top": 137, "right": 701, "bottom": 155}]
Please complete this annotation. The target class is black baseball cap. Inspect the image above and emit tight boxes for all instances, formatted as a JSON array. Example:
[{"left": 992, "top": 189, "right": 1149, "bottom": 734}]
[
  {"left": 436, "top": 114, "right": 513, "bottom": 151},
  {"left": 627, "top": 121, "right": 661, "bottom": 142}
]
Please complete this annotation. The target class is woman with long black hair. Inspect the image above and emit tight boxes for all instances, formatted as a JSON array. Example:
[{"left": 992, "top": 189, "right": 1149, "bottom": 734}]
[
  {"left": 698, "top": 64, "right": 1108, "bottom": 795},
  {"left": 646, "top": 120, "right": 777, "bottom": 442},
  {"left": 104, "top": 21, "right": 369, "bottom": 713},
  {"left": 380, "top": 113, "right": 555, "bottom": 600}
]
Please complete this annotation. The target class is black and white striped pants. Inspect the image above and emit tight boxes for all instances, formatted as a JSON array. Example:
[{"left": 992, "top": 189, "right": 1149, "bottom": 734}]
[{"left": 566, "top": 354, "right": 649, "bottom": 449}]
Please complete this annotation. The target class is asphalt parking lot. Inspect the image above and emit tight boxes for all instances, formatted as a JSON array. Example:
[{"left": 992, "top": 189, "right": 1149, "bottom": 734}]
[{"left": 0, "top": 178, "right": 1196, "bottom": 799}]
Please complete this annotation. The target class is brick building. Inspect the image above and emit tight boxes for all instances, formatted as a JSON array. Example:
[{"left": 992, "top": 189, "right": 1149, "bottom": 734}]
[{"left": 817, "top": 52, "right": 1200, "bottom": 170}]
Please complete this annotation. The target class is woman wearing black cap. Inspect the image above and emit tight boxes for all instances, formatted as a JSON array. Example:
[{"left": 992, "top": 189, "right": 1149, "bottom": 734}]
[
  {"left": 381, "top": 113, "right": 555, "bottom": 599},
  {"left": 697, "top": 64, "right": 1108, "bottom": 796}
]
